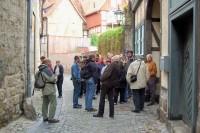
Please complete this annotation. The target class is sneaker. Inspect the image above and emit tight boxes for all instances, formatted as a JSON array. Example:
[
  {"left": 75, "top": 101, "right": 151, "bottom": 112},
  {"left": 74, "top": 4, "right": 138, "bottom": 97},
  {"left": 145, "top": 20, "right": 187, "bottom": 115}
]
[
  {"left": 43, "top": 118, "right": 48, "bottom": 122},
  {"left": 93, "top": 114, "right": 103, "bottom": 118},
  {"left": 48, "top": 119, "right": 59, "bottom": 123},
  {"left": 58, "top": 96, "right": 62, "bottom": 98}
]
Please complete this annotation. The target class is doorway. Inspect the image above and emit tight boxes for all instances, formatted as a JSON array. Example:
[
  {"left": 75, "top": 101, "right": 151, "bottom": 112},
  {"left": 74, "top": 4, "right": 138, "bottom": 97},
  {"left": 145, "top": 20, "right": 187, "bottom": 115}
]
[{"left": 169, "top": 8, "right": 197, "bottom": 129}]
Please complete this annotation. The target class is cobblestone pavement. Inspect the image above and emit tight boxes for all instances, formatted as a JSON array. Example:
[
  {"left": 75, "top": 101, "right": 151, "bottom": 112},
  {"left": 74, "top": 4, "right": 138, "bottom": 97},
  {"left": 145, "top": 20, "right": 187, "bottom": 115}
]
[{"left": 0, "top": 75, "right": 169, "bottom": 133}]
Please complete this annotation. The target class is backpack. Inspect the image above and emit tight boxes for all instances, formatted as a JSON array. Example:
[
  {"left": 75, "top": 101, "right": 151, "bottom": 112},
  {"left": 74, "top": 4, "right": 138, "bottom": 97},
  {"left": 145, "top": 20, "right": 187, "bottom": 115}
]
[{"left": 34, "top": 71, "right": 45, "bottom": 89}]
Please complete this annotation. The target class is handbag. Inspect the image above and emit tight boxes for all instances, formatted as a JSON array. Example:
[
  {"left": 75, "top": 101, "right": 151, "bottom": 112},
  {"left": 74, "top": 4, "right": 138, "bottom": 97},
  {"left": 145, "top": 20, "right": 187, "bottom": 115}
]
[{"left": 130, "top": 61, "right": 141, "bottom": 83}]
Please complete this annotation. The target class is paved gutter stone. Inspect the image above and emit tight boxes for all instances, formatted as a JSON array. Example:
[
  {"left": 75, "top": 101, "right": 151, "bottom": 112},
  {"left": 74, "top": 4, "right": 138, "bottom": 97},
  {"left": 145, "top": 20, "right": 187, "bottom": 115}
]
[{"left": 0, "top": 75, "right": 169, "bottom": 133}]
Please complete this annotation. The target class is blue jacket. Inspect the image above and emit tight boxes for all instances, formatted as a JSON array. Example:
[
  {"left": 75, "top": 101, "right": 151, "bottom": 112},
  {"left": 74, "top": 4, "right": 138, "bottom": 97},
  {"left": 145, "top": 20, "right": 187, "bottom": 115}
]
[{"left": 71, "top": 63, "right": 81, "bottom": 81}]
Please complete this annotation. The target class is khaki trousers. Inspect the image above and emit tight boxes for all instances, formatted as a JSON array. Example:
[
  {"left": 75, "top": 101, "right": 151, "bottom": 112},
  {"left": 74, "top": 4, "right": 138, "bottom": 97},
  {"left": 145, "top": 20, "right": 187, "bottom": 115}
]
[{"left": 42, "top": 93, "right": 57, "bottom": 120}]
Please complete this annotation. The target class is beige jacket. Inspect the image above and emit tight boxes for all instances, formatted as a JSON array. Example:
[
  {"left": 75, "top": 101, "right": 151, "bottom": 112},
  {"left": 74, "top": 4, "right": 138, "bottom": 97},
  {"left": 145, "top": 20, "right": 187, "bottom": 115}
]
[
  {"left": 126, "top": 60, "right": 147, "bottom": 89},
  {"left": 42, "top": 72, "right": 57, "bottom": 96}
]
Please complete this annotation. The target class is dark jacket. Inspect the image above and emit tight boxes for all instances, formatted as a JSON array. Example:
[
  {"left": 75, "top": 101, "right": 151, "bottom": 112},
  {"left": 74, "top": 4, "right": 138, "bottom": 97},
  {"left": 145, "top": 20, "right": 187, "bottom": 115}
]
[
  {"left": 125, "top": 58, "right": 134, "bottom": 73},
  {"left": 86, "top": 60, "right": 99, "bottom": 83},
  {"left": 100, "top": 61, "right": 121, "bottom": 88},
  {"left": 54, "top": 64, "right": 64, "bottom": 78},
  {"left": 97, "top": 63, "right": 105, "bottom": 79},
  {"left": 118, "top": 61, "right": 127, "bottom": 88}
]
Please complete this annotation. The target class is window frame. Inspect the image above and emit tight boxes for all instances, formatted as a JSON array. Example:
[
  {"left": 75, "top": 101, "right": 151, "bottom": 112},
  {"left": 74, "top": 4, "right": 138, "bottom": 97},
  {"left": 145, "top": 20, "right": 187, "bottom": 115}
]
[{"left": 134, "top": 24, "right": 144, "bottom": 55}]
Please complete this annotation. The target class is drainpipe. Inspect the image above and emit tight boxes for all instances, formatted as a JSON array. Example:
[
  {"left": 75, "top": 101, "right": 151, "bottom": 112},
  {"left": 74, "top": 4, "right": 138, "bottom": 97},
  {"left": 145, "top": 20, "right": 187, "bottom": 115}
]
[
  {"left": 26, "top": 0, "right": 32, "bottom": 97},
  {"left": 132, "top": 11, "right": 135, "bottom": 56},
  {"left": 40, "top": 0, "right": 44, "bottom": 56}
]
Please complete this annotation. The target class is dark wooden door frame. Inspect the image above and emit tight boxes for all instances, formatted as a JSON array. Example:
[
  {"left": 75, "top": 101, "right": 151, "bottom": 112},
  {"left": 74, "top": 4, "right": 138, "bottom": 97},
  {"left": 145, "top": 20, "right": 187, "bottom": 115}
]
[
  {"left": 168, "top": 1, "right": 198, "bottom": 132},
  {"left": 144, "top": 0, "right": 161, "bottom": 55},
  {"left": 196, "top": 0, "right": 200, "bottom": 131}
]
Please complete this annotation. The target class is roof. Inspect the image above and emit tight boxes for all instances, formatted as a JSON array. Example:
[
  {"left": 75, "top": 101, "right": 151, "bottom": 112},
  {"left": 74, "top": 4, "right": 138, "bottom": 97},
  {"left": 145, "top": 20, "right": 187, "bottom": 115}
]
[
  {"left": 83, "top": 0, "right": 106, "bottom": 16},
  {"left": 69, "top": 0, "right": 86, "bottom": 23},
  {"left": 43, "top": 0, "right": 86, "bottom": 23},
  {"left": 43, "top": 0, "right": 61, "bottom": 17},
  {"left": 83, "top": 0, "right": 128, "bottom": 16},
  {"left": 100, "top": 0, "right": 111, "bottom": 11},
  {"left": 84, "top": 0, "right": 110, "bottom": 16}
]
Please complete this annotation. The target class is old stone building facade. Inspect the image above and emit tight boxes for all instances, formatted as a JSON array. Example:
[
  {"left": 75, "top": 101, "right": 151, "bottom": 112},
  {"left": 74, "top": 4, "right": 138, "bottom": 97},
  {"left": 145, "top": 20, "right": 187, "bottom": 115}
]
[
  {"left": 42, "top": 0, "right": 90, "bottom": 72},
  {"left": 129, "top": 0, "right": 161, "bottom": 94},
  {"left": 160, "top": 0, "right": 200, "bottom": 132},
  {"left": 0, "top": 0, "right": 41, "bottom": 127},
  {"left": 0, "top": 0, "right": 27, "bottom": 127},
  {"left": 130, "top": 0, "right": 200, "bottom": 132}
]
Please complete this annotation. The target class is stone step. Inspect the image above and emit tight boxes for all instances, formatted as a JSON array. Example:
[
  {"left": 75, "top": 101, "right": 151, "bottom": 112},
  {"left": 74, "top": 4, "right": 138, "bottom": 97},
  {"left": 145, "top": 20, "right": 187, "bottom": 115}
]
[{"left": 167, "top": 120, "right": 191, "bottom": 133}]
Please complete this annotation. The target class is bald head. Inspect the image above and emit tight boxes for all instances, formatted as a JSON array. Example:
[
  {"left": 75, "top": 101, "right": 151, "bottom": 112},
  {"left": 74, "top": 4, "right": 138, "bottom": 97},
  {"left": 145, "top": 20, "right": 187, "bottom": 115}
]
[{"left": 111, "top": 55, "right": 121, "bottom": 62}]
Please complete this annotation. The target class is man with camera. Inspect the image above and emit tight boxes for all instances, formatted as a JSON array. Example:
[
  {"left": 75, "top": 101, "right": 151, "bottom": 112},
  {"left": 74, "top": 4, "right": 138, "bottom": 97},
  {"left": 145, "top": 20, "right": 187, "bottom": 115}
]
[{"left": 126, "top": 56, "right": 147, "bottom": 113}]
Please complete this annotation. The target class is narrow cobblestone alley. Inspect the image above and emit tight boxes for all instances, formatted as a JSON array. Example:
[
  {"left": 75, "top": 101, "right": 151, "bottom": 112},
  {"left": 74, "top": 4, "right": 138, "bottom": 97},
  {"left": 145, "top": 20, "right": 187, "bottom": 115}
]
[{"left": 0, "top": 76, "right": 169, "bottom": 133}]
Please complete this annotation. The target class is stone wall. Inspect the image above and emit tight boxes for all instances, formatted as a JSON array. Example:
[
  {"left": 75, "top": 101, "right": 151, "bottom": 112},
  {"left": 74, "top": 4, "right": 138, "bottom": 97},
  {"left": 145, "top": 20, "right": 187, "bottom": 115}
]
[
  {"left": 159, "top": 0, "right": 169, "bottom": 122},
  {"left": 0, "top": 0, "right": 27, "bottom": 127}
]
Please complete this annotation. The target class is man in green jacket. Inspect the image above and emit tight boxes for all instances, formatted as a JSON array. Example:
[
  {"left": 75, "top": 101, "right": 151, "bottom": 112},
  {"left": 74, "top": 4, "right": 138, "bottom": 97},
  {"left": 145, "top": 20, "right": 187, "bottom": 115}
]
[{"left": 37, "top": 59, "right": 59, "bottom": 123}]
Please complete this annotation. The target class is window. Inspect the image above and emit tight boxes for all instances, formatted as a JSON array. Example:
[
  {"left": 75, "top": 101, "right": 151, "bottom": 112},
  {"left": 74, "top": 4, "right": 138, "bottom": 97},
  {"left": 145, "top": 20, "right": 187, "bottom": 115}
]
[
  {"left": 135, "top": 25, "right": 144, "bottom": 55},
  {"left": 93, "top": 2, "right": 95, "bottom": 8}
]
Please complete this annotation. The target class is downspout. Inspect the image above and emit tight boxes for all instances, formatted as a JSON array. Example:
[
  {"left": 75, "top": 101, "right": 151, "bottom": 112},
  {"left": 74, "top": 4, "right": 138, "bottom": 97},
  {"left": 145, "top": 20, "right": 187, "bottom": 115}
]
[
  {"left": 47, "top": 19, "right": 49, "bottom": 58},
  {"left": 40, "top": 0, "right": 44, "bottom": 56},
  {"left": 26, "top": 0, "right": 32, "bottom": 97},
  {"left": 132, "top": 10, "right": 135, "bottom": 56}
]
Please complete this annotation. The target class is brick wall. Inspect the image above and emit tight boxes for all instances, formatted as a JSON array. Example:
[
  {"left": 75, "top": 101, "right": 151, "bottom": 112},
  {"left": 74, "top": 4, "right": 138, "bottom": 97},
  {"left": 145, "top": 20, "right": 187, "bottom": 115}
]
[{"left": 0, "top": 0, "right": 27, "bottom": 127}]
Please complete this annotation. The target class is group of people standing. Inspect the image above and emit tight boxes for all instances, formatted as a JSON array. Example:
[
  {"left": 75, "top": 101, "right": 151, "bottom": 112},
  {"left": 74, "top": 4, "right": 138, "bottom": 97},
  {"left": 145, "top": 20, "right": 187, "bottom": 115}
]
[
  {"left": 71, "top": 50, "right": 158, "bottom": 118},
  {"left": 35, "top": 50, "right": 157, "bottom": 123},
  {"left": 71, "top": 55, "right": 99, "bottom": 111}
]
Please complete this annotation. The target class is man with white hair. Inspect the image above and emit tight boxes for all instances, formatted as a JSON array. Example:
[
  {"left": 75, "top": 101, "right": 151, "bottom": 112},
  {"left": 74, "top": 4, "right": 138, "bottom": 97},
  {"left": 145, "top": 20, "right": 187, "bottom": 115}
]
[
  {"left": 146, "top": 54, "right": 157, "bottom": 106},
  {"left": 126, "top": 56, "right": 147, "bottom": 113},
  {"left": 93, "top": 55, "right": 121, "bottom": 118}
]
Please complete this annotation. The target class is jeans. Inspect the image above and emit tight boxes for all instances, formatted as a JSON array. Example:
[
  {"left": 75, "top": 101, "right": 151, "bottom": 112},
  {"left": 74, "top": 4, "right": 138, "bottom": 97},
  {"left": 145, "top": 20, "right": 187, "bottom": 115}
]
[
  {"left": 93, "top": 84, "right": 96, "bottom": 97},
  {"left": 73, "top": 80, "right": 81, "bottom": 107},
  {"left": 132, "top": 88, "right": 145, "bottom": 111},
  {"left": 124, "top": 84, "right": 132, "bottom": 102},
  {"left": 85, "top": 77, "right": 95, "bottom": 110}
]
